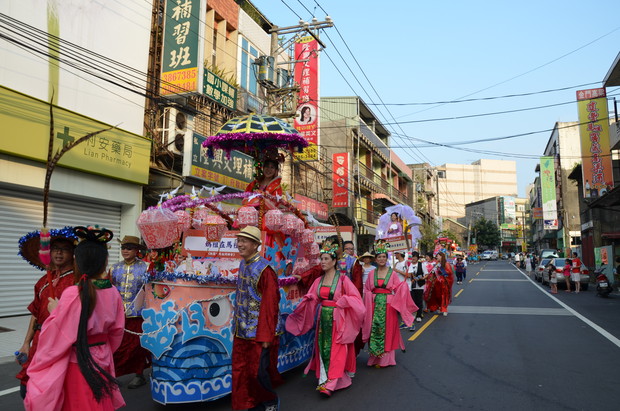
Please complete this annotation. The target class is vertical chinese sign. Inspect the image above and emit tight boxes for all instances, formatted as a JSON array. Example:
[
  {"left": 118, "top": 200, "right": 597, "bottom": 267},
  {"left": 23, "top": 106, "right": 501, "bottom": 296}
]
[
  {"left": 161, "top": 0, "right": 203, "bottom": 95},
  {"left": 540, "top": 156, "right": 558, "bottom": 230},
  {"left": 294, "top": 36, "right": 319, "bottom": 161},
  {"left": 576, "top": 87, "right": 613, "bottom": 199},
  {"left": 332, "top": 153, "right": 349, "bottom": 208}
]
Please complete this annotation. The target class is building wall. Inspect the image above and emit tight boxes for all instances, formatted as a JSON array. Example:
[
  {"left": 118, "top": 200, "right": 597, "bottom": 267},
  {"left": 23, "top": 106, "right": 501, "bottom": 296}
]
[{"left": 437, "top": 159, "right": 517, "bottom": 220}]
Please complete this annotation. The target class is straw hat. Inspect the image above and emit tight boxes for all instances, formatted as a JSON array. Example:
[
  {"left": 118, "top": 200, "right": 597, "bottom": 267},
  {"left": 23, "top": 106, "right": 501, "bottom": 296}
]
[
  {"left": 18, "top": 226, "right": 78, "bottom": 270},
  {"left": 358, "top": 251, "right": 375, "bottom": 260},
  {"left": 236, "top": 226, "right": 262, "bottom": 244},
  {"left": 118, "top": 235, "right": 146, "bottom": 249}
]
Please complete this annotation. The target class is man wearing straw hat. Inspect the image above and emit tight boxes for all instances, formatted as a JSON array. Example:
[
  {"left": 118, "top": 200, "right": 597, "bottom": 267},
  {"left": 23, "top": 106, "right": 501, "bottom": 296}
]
[
  {"left": 110, "top": 235, "right": 150, "bottom": 389},
  {"left": 16, "top": 227, "right": 77, "bottom": 399},
  {"left": 231, "top": 226, "right": 282, "bottom": 411}
]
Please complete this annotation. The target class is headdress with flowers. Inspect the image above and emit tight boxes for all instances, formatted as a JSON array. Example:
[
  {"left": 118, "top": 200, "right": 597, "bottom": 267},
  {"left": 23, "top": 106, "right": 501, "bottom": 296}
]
[
  {"left": 320, "top": 240, "right": 339, "bottom": 259},
  {"left": 374, "top": 239, "right": 390, "bottom": 256}
]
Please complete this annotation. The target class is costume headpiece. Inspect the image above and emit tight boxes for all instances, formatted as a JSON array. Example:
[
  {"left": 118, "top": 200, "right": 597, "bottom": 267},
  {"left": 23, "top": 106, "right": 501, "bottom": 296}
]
[
  {"left": 18, "top": 226, "right": 78, "bottom": 270},
  {"left": 74, "top": 226, "right": 114, "bottom": 243},
  {"left": 320, "top": 240, "right": 339, "bottom": 259},
  {"left": 374, "top": 239, "right": 390, "bottom": 256}
]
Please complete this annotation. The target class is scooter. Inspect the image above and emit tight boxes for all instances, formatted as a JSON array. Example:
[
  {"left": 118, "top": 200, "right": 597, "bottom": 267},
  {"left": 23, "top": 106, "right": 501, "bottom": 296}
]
[{"left": 595, "top": 268, "right": 612, "bottom": 297}]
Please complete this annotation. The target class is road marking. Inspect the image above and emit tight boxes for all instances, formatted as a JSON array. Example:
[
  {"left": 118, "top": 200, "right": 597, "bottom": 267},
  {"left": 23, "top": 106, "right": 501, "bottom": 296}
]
[
  {"left": 454, "top": 289, "right": 464, "bottom": 298},
  {"left": 448, "top": 306, "right": 570, "bottom": 316},
  {"left": 471, "top": 279, "right": 529, "bottom": 282},
  {"left": 514, "top": 265, "right": 620, "bottom": 349},
  {"left": 0, "top": 386, "right": 20, "bottom": 397},
  {"left": 468, "top": 278, "right": 474, "bottom": 283},
  {"left": 408, "top": 314, "right": 439, "bottom": 341}
]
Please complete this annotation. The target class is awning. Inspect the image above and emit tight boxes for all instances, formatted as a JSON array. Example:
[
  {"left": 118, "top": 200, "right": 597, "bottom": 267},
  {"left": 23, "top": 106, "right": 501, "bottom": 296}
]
[{"left": 602, "top": 232, "right": 620, "bottom": 239}]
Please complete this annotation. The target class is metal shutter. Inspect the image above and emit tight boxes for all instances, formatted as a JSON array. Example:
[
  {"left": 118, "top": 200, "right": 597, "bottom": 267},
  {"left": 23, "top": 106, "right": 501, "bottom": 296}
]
[{"left": 0, "top": 187, "right": 122, "bottom": 317}]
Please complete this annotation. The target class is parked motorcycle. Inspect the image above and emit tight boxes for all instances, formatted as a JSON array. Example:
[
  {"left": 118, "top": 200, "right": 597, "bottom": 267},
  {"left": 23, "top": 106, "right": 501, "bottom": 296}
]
[{"left": 595, "top": 267, "right": 612, "bottom": 297}]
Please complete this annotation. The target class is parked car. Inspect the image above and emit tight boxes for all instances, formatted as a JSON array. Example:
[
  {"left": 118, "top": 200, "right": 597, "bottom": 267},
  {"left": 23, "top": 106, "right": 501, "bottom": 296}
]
[
  {"left": 480, "top": 250, "right": 498, "bottom": 261},
  {"left": 539, "top": 249, "right": 559, "bottom": 260},
  {"left": 541, "top": 258, "right": 590, "bottom": 290},
  {"left": 534, "top": 258, "right": 552, "bottom": 282}
]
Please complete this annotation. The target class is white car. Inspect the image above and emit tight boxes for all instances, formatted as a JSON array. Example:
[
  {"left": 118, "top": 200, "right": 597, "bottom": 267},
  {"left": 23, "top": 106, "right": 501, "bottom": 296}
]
[{"left": 480, "top": 251, "right": 498, "bottom": 261}]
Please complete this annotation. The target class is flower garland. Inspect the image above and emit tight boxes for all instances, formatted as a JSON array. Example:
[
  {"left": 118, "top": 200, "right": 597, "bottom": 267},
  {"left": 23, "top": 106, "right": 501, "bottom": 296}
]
[
  {"left": 149, "top": 270, "right": 299, "bottom": 287},
  {"left": 202, "top": 132, "right": 308, "bottom": 159}
]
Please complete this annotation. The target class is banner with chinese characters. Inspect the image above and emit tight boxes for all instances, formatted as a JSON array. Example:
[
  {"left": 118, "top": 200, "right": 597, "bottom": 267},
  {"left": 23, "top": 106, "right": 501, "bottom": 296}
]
[
  {"left": 187, "top": 133, "right": 254, "bottom": 190},
  {"left": 294, "top": 194, "right": 329, "bottom": 221},
  {"left": 0, "top": 86, "right": 150, "bottom": 184},
  {"left": 540, "top": 156, "right": 558, "bottom": 230},
  {"left": 160, "top": 0, "right": 204, "bottom": 95},
  {"left": 203, "top": 68, "right": 237, "bottom": 110},
  {"left": 314, "top": 226, "right": 353, "bottom": 243},
  {"left": 383, "top": 235, "right": 409, "bottom": 253},
  {"left": 576, "top": 88, "right": 613, "bottom": 199},
  {"left": 332, "top": 152, "right": 349, "bottom": 208},
  {"left": 294, "top": 36, "right": 319, "bottom": 161}
]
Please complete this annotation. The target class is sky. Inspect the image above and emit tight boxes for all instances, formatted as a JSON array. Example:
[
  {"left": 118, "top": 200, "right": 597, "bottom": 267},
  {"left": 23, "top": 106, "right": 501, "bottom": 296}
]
[{"left": 251, "top": 0, "right": 620, "bottom": 197}]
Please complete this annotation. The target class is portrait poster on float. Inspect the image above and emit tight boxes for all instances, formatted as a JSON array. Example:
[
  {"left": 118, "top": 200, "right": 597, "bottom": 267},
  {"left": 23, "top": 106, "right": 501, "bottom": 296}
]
[
  {"left": 294, "top": 36, "right": 319, "bottom": 161},
  {"left": 576, "top": 88, "right": 614, "bottom": 199}
]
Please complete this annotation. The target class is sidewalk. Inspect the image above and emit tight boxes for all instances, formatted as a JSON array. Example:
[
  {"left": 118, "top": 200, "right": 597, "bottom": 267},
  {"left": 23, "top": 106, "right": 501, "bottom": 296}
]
[{"left": 0, "top": 315, "right": 30, "bottom": 364}]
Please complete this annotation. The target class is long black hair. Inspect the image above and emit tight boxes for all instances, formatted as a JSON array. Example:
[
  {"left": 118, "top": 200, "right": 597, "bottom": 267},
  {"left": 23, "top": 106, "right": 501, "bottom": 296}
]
[{"left": 73, "top": 226, "right": 118, "bottom": 401}]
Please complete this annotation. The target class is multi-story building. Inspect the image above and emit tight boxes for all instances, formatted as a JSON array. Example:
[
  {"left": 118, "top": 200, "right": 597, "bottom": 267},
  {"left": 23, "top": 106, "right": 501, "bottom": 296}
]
[
  {"left": 0, "top": 1, "right": 153, "bottom": 316},
  {"left": 408, "top": 162, "right": 438, "bottom": 222},
  {"left": 435, "top": 159, "right": 518, "bottom": 221},
  {"left": 465, "top": 196, "right": 529, "bottom": 254},
  {"left": 318, "top": 96, "right": 413, "bottom": 252},
  {"left": 531, "top": 122, "right": 582, "bottom": 256}
]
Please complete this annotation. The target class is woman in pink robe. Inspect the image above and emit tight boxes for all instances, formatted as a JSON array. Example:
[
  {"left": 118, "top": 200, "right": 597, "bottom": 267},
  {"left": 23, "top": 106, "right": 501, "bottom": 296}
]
[
  {"left": 363, "top": 250, "right": 417, "bottom": 368},
  {"left": 25, "top": 227, "right": 125, "bottom": 410},
  {"left": 285, "top": 248, "right": 365, "bottom": 397}
]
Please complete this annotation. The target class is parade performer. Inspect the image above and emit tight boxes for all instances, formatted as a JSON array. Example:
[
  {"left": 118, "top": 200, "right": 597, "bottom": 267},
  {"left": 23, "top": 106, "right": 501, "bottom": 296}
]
[
  {"left": 386, "top": 212, "right": 403, "bottom": 238},
  {"left": 285, "top": 242, "right": 365, "bottom": 397},
  {"left": 358, "top": 251, "right": 376, "bottom": 293},
  {"left": 232, "top": 226, "right": 282, "bottom": 411},
  {"left": 363, "top": 241, "right": 417, "bottom": 368},
  {"left": 16, "top": 228, "right": 78, "bottom": 399},
  {"left": 243, "top": 150, "right": 284, "bottom": 210},
  {"left": 423, "top": 251, "right": 454, "bottom": 316},
  {"left": 110, "top": 235, "right": 150, "bottom": 388},
  {"left": 25, "top": 226, "right": 125, "bottom": 410}
]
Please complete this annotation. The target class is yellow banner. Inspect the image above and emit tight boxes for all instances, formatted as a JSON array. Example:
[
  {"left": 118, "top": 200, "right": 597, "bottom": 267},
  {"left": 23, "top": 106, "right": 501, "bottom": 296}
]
[
  {"left": 0, "top": 86, "right": 151, "bottom": 184},
  {"left": 577, "top": 90, "right": 614, "bottom": 199}
]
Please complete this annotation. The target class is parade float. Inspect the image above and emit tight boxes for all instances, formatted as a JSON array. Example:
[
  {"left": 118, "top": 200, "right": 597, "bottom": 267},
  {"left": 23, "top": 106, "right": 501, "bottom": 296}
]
[
  {"left": 375, "top": 204, "right": 422, "bottom": 253},
  {"left": 135, "top": 115, "right": 318, "bottom": 404}
]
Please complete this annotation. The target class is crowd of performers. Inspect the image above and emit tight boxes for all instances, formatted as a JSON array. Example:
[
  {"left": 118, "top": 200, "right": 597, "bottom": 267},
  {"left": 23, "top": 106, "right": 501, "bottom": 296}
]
[{"left": 14, "top": 156, "right": 460, "bottom": 410}]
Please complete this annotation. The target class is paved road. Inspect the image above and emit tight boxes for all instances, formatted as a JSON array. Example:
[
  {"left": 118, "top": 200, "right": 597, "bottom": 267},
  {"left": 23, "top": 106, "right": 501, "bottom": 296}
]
[{"left": 2, "top": 260, "right": 619, "bottom": 410}]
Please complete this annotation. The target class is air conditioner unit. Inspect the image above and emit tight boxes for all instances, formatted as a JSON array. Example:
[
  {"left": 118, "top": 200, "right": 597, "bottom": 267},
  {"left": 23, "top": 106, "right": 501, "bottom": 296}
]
[{"left": 163, "top": 107, "right": 193, "bottom": 155}]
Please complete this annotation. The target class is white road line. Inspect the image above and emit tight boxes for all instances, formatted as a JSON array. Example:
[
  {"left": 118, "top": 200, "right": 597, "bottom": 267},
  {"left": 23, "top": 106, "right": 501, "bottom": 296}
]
[
  {"left": 515, "top": 266, "right": 620, "bottom": 349},
  {"left": 448, "top": 306, "right": 570, "bottom": 316},
  {"left": 0, "top": 386, "right": 20, "bottom": 397},
  {"left": 472, "top": 279, "right": 529, "bottom": 282}
]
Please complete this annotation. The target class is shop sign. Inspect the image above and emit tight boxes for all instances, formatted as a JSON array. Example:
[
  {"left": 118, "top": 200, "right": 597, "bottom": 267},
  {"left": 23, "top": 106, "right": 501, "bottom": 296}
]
[
  {"left": 540, "top": 156, "right": 558, "bottom": 230},
  {"left": 160, "top": 0, "right": 203, "bottom": 95},
  {"left": 188, "top": 133, "right": 254, "bottom": 190},
  {"left": 0, "top": 86, "right": 150, "bottom": 184},
  {"left": 332, "top": 152, "right": 349, "bottom": 208},
  {"left": 293, "top": 36, "right": 320, "bottom": 161},
  {"left": 294, "top": 194, "right": 328, "bottom": 220},
  {"left": 203, "top": 68, "right": 237, "bottom": 110},
  {"left": 314, "top": 226, "right": 353, "bottom": 243}
]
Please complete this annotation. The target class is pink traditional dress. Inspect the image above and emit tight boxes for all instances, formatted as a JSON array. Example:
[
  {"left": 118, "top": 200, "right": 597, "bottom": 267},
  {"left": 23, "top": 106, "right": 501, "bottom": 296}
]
[
  {"left": 386, "top": 221, "right": 403, "bottom": 238},
  {"left": 25, "top": 281, "right": 126, "bottom": 411},
  {"left": 285, "top": 272, "right": 365, "bottom": 394},
  {"left": 363, "top": 267, "right": 417, "bottom": 367}
]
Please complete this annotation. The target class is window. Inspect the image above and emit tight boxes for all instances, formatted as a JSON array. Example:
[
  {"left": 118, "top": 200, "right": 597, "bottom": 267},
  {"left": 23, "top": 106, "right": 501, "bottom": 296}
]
[
  {"left": 437, "top": 170, "right": 446, "bottom": 178},
  {"left": 240, "top": 37, "right": 259, "bottom": 95}
]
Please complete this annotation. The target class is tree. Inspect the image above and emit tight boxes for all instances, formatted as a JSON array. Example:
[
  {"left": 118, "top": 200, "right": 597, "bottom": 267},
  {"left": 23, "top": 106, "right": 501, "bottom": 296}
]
[
  {"left": 472, "top": 217, "right": 501, "bottom": 249},
  {"left": 418, "top": 219, "right": 439, "bottom": 255}
]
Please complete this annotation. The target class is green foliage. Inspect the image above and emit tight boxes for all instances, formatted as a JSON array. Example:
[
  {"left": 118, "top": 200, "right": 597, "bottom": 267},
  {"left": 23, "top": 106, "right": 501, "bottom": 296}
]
[
  {"left": 472, "top": 217, "right": 501, "bottom": 248},
  {"left": 418, "top": 219, "right": 439, "bottom": 254}
]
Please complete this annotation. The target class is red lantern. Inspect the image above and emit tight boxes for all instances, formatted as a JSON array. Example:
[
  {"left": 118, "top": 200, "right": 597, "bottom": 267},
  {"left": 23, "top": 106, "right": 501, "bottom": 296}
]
[
  {"left": 204, "top": 214, "right": 228, "bottom": 242},
  {"left": 193, "top": 208, "right": 209, "bottom": 229},
  {"left": 293, "top": 218, "right": 305, "bottom": 235},
  {"left": 237, "top": 206, "right": 258, "bottom": 229},
  {"left": 293, "top": 257, "right": 309, "bottom": 275},
  {"left": 137, "top": 208, "right": 179, "bottom": 249},
  {"left": 264, "top": 209, "right": 283, "bottom": 231},
  {"left": 305, "top": 241, "right": 320, "bottom": 256},
  {"left": 300, "top": 228, "right": 314, "bottom": 245},
  {"left": 174, "top": 210, "right": 191, "bottom": 235},
  {"left": 281, "top": 214, "right": 298, "bottom": 235}
]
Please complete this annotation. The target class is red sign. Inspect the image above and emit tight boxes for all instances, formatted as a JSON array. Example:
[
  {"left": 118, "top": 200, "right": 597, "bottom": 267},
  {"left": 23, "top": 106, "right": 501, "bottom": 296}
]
[
  {"left": 294, "top": 36, "right": 319, "bottom": 161},
  {"left": 576, "top": 88, "right": 606, "bottom": 101},
  {"left": 332, "top": 152, "right": 349, "bottom": 208},
  {"left": 294, "top": 194, "right": 329, "bottom": 221}
]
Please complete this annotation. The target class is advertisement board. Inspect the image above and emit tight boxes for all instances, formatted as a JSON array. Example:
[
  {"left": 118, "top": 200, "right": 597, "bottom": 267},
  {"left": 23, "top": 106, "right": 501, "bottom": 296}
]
[
  {"left": 293, "top": 36, "right": 319, "bottom": 161},
  {"left": 540, "top": 156, "right": 558, "bottom": 230},
  {"left": 332, "top": 152, "right": 350, "bottom": 208}
]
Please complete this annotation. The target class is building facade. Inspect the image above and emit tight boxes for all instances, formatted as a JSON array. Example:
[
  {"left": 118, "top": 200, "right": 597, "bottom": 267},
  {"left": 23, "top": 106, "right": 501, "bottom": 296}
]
[{"left": 436, "top": 159, "right": 518, "bottom": 221}]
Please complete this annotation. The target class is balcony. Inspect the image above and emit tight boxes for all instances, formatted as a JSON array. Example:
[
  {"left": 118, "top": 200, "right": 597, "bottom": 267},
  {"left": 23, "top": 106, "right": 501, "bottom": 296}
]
[{"left": 354, "top": 205, "right": 379, "bottom": 226}]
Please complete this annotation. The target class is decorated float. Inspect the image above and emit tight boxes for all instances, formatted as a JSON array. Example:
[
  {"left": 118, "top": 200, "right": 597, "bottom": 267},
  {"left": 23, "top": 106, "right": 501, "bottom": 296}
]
[{"left": 135, "top": 115, "right": 319, "bottom": 404}]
